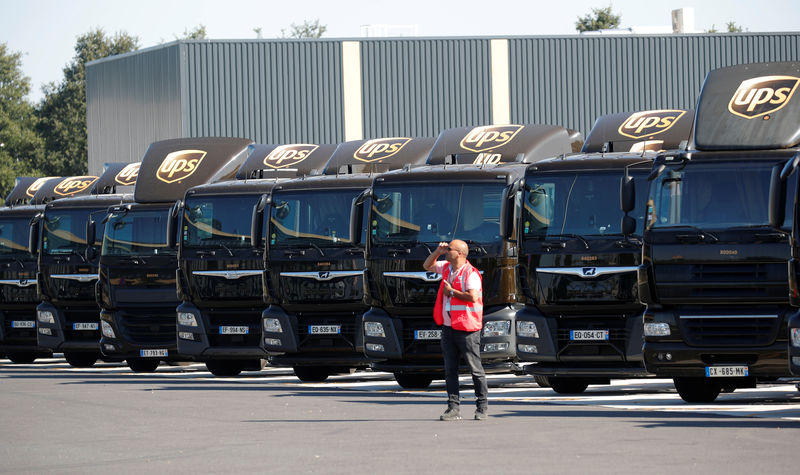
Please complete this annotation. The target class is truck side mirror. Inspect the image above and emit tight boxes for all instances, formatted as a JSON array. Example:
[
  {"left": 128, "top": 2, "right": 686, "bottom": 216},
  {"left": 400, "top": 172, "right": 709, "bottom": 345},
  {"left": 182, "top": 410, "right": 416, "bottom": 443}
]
[
  {"left": 620, "top": 175, "right": 636, "bottom": 213},
  {"left": 499, "top": 181, "right": 520, "bottom": 241},
  {"left": 350, "top": 189, "right": 371, "bottom": 246},
  {"left": 166, "top": 200, "right": 182, "bottom": 249},
  {"left": 251, "top": 194, "right": 270, "bottom": 250},
  {"left": 769, "top": 165, "right": 787, "bottom": 228},
  {"left": 28, "top": 213, "right": 41, "bottom": 256},
  {"left": 621, "top": 215, "right": 636, "bottom": 236},
  {"left": 86, "top": 219, "right": 96, "bottom": 247}
]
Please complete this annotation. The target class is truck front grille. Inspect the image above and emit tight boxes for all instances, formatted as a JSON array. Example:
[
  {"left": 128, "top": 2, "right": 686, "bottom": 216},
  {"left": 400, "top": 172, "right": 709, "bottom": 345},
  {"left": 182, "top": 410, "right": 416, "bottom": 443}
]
[{"left": 679, "top": 314, "right": 781, "bottom": 347}]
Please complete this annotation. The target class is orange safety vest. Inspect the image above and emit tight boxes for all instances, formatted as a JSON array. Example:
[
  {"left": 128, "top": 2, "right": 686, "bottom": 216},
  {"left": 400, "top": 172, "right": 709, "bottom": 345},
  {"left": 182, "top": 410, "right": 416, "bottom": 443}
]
[{"left": 433, "top": 260, "right": 483, "bottom": 332}]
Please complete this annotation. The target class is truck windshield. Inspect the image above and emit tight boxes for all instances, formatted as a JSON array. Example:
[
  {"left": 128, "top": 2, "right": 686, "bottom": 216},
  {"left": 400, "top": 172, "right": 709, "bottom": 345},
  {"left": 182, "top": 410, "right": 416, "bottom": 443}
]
[
  {"left": 370, "top": 183, "right": 504, "bottom": 245},
  {"left": 647, "top": 161, "right": 793, "bottom": 230},
  {"left": 0, "top": 217, "right": 33, "bottom": 257},
  {"left": 270, "top": 189, "right": 361, "bottom": 246},
  {"left": 102, "top": 208, "right": 175, "bottom": 256},
  {"left": 183, "top": 195, "right": 260, "bottom": 248},
  {"left": 42, "top": 209, "right": 94, "bottom": 255},
  {"left": 522, "top": 171, "right": 649, "bottom": 239}
]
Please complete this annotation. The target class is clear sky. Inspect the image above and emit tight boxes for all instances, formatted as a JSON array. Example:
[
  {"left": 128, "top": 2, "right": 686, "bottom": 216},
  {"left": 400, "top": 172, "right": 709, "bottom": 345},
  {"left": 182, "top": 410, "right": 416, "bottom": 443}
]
[{"left": 2, "top": 0, "right": 799, "bottom": 102}]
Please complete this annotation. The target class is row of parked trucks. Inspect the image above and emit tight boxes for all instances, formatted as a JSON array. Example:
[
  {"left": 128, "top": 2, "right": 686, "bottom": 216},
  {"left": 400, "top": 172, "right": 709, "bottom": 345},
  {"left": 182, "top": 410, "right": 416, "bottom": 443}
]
[{"left": 1, "top": 62, "right": 799, "bottom": 403}]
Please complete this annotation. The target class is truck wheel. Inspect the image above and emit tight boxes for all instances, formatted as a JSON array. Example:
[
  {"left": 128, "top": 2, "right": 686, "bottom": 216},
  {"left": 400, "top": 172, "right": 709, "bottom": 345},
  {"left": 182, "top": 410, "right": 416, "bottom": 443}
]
[
  {"left": 206, "top": 360, "right": 244, "bottom": 377},
  {"left": 673, "top": 377, "right": 721, "bottom": 403},
  {"left": 64, "top": 351, "right": 99, "bottom": 368},
  {"left": 549, "top": 377, "right": 589, "bottom": 394},
  {"left": 393, "top": 373, "right": 433, "bottom": 389},
  {"left": 127, "top": 358, "right": 160, "bottom": 373},
  {"left": 293, "top": 366, "right": 330, "bottom": 382},
  {"left": 7, "top": 351, "right": 37, "bottom": 364},
  {"left": 533, "top": 375, "right": 551, "bottom": 388}
]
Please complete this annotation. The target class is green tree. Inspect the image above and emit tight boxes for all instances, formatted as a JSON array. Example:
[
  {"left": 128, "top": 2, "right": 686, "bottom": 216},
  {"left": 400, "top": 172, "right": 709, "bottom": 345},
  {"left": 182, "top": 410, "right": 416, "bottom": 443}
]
[
  {"left": 281, "top": 19, "right": 327, "bottom": 39},
  {"left": 35, "top": 29, "right": 139, "bottom": 176},
  {"left": 575, "top": 5, "right": 622, "bottom": 32},
  {"left": 0, "top": 43, "right": 43, "bottom": 198},
  {"left": 707, "top": 21, "right": 745, "bottom": 33},
  {"left": 178, "top": 25, "right": 207, "bottom": 40}
]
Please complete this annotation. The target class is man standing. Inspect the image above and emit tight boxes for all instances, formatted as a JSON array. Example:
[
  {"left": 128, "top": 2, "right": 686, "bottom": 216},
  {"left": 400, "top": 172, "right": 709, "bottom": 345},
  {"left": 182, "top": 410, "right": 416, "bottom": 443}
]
[{"left": 423, "top": 239, "right": 488, "bottom": 421}]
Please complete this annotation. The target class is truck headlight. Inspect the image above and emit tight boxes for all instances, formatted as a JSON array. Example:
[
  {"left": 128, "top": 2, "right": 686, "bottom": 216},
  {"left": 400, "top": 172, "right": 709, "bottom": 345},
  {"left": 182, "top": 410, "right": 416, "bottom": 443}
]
[
  {"left": 264, "top": 338, "right": 282, "bottom": 346},
  {"left": 364, "top": 321, "right": 385, "bottom": 338},
  {"left": 263, "top": 318, "right": 282, "bottom": 333},
  {"left": 38, "top": 327, "right": 52, "bottom": 336},
  {"left": 101, "top": 321, "right": 115, "bottom": 338},
  {"left": 644, "top": 322, "right": 671, "bottom": 337},
  {"left": 518, "top": 344, "right": 538, "bottom": 353},
  {"left": 37, "top": 310, "right": 55, "bottom": 324},
  {"left": 177, "top": 312, "right": 198, "bottom": 327},
  {"left": 516, "top": 321, "right": 539, "bottom": 338},
  {"left": 483, "top": 321, "right": 511, "bottom": 337},
  {"left": 791, "top": 328, "right": 800, "bottom": 347},
  {"left": 483, "top": 342, "right": 509, "bottom": 352},
  {"left": 178, "top": 331, "right": 195, "bottom": 341},
  {"left": 366, "top": 343, "right": 385, "bottom": 352}
]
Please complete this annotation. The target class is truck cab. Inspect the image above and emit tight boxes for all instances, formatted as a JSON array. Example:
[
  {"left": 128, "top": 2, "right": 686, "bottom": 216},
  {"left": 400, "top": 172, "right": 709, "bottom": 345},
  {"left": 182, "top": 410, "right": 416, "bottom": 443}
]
[
  {"left": 175, "top": 143, "right": 337, "bottom": 376},
  {"left": 358, "top": 124, "right": 583, "bottom": 388},
  {"left": 260, "top": 137, "right": 435, "bottom": 382},
  {"left": 514, "top": 110, "right": 694, "bottom": 394},
  {"left": 641, "top": 62, "right": 799, "bottom": 402},
  {"left": 34, "top": 164, "right": 140, "bottom": 367},
  {"left": 0, "top": 177, "right": 60, "bottom": 363},
  {"left": 98, "top": 137, "right": 253, "bottom": 372}
]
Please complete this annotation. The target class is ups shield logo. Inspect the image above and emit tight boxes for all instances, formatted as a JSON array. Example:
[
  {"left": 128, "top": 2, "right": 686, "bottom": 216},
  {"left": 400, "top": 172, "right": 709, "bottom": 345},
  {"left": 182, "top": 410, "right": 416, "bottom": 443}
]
[
  {"left": 354, "top": 138, "right": 412, "bottom": 163},
  {"left": 115, "top": 163, "right": 140, "bottom": 186},
  {"left": 54, "top": 176, "right": 99, "bottom": 196},
  {"left": 157, "top": 150, "right": 207, "bottom": 184},
  {"left": 26, "top": 177, "right": 51, "bottom": 198},
  {"left": 460, "top": 125, "right": 523, "bottom": 153},
  {"left": 728, "top": 75, "right": 800, "bottom": 119},
  {"left": 264, "top": 144, "right": 319, "bottom": 169},
  {"left": 618, "top": 110, "right": 687, "bottom": 139}
]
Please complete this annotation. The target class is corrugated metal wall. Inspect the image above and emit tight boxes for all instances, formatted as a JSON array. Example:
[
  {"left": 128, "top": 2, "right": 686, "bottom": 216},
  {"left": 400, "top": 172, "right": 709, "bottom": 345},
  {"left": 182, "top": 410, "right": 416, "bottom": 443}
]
[
  {"left": 182, "top": 40, "right": 344, "bottom": 145},
  {"left": 509, "top": 33, "right": 800, "bottom": 134},
  {"left": 87, "top": 33, "right": 800, "bottom": 171},
  {"left": 86, "top": 44, "right": 182, "bottom": 174},
  {"left": 360, "top": 39, "right": 493, "bottom": 138}
]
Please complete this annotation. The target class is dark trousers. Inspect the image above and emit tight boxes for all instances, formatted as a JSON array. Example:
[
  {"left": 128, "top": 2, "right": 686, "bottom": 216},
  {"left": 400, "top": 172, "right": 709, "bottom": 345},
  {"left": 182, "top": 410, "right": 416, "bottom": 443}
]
[{"left": 440, "top": 325, "right": 488, "bottom": 410}]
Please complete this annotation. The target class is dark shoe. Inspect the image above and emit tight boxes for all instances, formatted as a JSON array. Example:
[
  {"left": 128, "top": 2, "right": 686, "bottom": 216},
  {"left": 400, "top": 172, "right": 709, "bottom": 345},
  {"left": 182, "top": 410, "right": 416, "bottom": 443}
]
[
  {"left": 474, "top": 408, "right": 488, "bottom": 420},
  {"left": 439, "top": 408, "right": 462, "bottom": 421}
]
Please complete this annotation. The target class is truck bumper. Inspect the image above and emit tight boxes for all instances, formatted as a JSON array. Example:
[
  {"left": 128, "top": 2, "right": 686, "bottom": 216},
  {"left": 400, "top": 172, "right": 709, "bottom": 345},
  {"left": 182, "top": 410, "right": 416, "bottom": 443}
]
[
  {"left": 35, "top": 302, "right": 101, "bottom": 352},
  {"left": 788, "top": 310, "right": 800, "bottom": 376},
  {"left": 515, "top": 306, "right": 648, "bottom": 378},
  {"left": 99, "top": 309, "right": 187, "bottom": 362},
  {"left": 261, "top": 305, "right": 368, "bottom": 368},
  {"left": 362, "top": 306, "right": 517, "bottom": 374},
  {"left": 175, "top": 302, "right": 266, "bottom": 361}
]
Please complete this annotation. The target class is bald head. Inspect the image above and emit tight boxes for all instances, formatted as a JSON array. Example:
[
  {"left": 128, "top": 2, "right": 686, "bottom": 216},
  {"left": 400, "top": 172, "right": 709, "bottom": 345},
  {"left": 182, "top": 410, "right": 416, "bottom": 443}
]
[{"left": 449, "top": 239, "right": 468, "bottom": 257}]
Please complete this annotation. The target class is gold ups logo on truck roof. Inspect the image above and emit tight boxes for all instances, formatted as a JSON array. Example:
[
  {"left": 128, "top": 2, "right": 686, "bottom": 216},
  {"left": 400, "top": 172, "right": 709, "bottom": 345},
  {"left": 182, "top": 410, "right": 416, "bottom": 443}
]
[
  {"left": 618, "top": 110, "right": 687, "bottom": 139},
  {"left": 54, "top": 176, "right": 99, "bottom": 196},
  {"left": 264, "top": 144, "right": 319, "bottom": 169},
  {"left": 460, "top": 125, "right": 523, "bottom": 153},
  {"left": 728, "top": 75, "right": 800, "bottom": 119},
  {"left": 115, "top": 163, "right": 140, "bottom": 186},
  {"left": 354, "top": 138, "right": 412, "bottom": 163},
  {"left": 157, "top": 150, "right": 207, "bottom": 184},
  {"left": 25, "top": 177, "right": 52, "bottom": 198}
]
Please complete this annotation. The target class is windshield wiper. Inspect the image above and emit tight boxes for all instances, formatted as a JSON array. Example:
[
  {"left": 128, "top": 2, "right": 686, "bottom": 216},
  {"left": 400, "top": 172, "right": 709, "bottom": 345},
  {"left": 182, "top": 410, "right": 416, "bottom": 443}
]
[
  {"left": 460, "top": 239, "right": 488, "bottom": 255},
  {"left": 654, "top": 225, "right": 719, "bottom": 243},
  {"left": 219, "top": 242, "right": 234, "bottom": 257},
  {"left": 540, "top": 233, "right": 590, "bottom": 250}
]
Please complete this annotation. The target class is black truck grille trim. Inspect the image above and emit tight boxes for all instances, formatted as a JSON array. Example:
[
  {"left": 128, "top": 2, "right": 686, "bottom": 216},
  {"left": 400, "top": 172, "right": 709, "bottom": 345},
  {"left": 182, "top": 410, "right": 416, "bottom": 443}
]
[
  {"left": 679, "top": 314, "right": 780, "bottom": 347},
  {"left": 118, "top": 313, "right": 176, "bottom": 344}
]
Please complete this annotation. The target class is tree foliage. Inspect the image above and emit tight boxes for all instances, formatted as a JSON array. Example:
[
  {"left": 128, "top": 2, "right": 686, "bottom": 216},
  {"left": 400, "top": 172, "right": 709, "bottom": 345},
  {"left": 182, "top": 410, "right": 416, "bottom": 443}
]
[
  {"left": 179, "top": 25, "right": 208, "bottom": 40},
  {"left": 0, "top": 43, "right": 43, "bottom": 198},
  {"left": 281, "top": 19, "right": 327, "bottom": 39},
  {"left": 708, "top": 21, "right": 745, "bottom": 33},
  {"left": 35, "top": 29, "right": 139, "bottom": 176},
  {"left": 575, "top": 5, "right": 622, "bottom": 32}
]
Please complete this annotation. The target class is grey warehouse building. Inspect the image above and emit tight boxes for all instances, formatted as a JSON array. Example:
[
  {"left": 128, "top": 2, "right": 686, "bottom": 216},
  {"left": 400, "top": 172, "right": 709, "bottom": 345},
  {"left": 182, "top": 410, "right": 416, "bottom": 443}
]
[{"left": 86, "top": 33, "right": 800, "bottom": 174}]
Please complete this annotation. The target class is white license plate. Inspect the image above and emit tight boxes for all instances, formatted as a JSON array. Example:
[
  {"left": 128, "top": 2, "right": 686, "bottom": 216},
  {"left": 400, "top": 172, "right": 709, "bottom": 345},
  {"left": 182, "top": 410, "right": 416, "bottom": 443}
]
[
  {"left": 309, "top": 325, "right": 341, "bottom": 335},
  {"left": 219, "top": 326, "right": 249, "bottom": 335},
  {"left": 140, "top": 349, "right": 168, "bottom": 358},
  {"left": 414, "top": 329, "right": 442, "bottom": 340},
  {"left": 11, "top": 321, "right": 35, "bottom": 329},
  {"left": 570, "top": 330, "right": 609, "bottom": 341},
  {"left": 705, "top": 366, "right": 749, "bottom": 377},
  {"left": 73, "top": 322, "right": 99, "bottom": 331}
]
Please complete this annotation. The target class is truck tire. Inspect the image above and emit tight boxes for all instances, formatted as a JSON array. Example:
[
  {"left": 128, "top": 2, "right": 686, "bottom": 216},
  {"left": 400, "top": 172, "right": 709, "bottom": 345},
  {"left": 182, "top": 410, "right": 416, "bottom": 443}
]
[
  {"left": 393, "top": 373, "right": 433, "bottom": 389},
  {"left": 293, "top": 366, "right": 330, "bottom": 382},
  {"left": 127, "top": 358, "right": 160, "bottom": 373},
  {"left": 533, "top": 375, "right": 551, "bottom": 388},
  {"left": 64, "top": 351, "right": 98, "bottom": 368},
  {"left": 7, "top": 351, "right": 36, "bottom": 364},
  {"left": 206, "top": 360, "right": 244, "bottom": 377},
  {"left": 549, "top": 377, "right": 589, "bottom": 394},
  {"left": 673, "top": 377, "right": 721, "bottom": 403}
]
